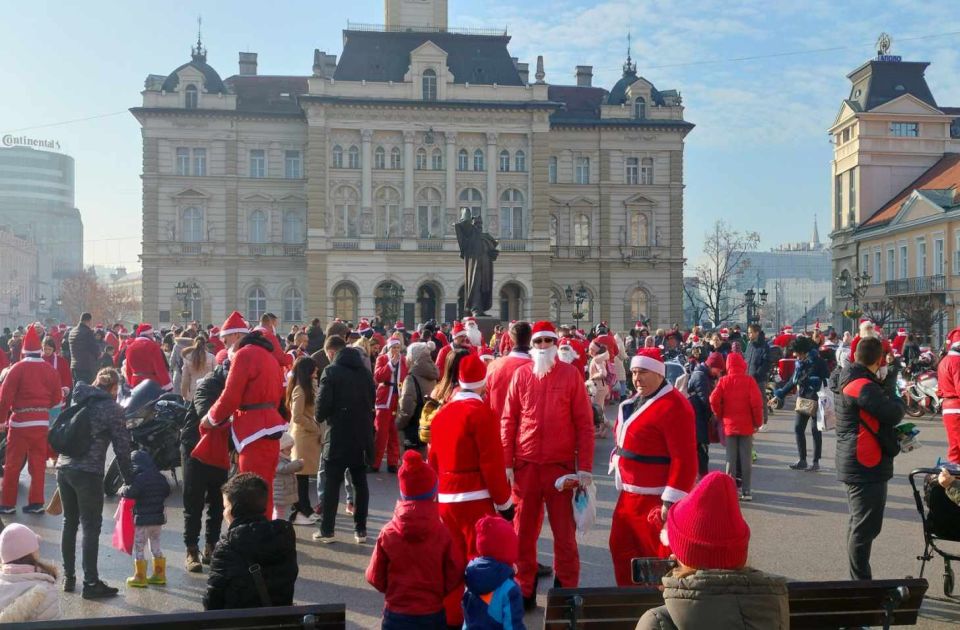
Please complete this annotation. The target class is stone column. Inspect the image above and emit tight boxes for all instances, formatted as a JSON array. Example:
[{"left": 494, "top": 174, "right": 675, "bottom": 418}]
[
  {"left": 529, "top": 131, "right": 552, "bottom": 319},
  {"left": 141, "top": 135, "right": 160, "bottom": 323},
  {"left": 403, "top": 131, "right": 415, "bottom": 234},
  {"left": 361, "top": 129, "right": 373, "bottom": 212},
  {"left": 445, "top": 132, "right": 457, "bottom": 229},
  {"left": 225, "top": 136, "right": 239, "bottom": 316},
  {"left": 485, "top": 132, "right": 498, "bottom": 231},
  {"left": 305, "top": 108, "right": 329, "bottom": 319}
]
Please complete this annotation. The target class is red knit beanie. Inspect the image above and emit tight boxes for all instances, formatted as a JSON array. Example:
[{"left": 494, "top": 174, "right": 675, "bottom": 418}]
[
  {"left": 475, "top": 515, "right": 518, "bottom": 566},
  {"left": 398, "top": 450, "right": 437, "bottom": 500},
  {"left": 667, "top": 472, "right": 750, "bottom": 570}
]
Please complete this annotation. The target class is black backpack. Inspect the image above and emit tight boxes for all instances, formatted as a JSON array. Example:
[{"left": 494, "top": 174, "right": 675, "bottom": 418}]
[
  {"left": 48, "top": 403, "right": 93, "bottom": 458},
  {"left": 401, "top": 376, "right": 426, "bottom": 449}
]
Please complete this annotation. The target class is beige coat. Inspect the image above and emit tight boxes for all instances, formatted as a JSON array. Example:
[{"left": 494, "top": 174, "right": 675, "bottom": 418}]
[
  {"left": 289, "top": 383, "right": 322, "bottom": 475},
  {"left": 180, "top": 350, "right": 215, "bottom": 401}
]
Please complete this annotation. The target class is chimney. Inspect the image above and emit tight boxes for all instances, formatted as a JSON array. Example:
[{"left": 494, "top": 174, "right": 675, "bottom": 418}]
[
  {"left": 517, "top": 62, "right": 529, "bottom": 85},
  {"left": 239, "top": 52, "right": 258, "bottom": 76},
  {"left": 312, "top": 50, "right": 338, "bottom": 78},
  {"left": 575, "top": 65, "right": 593, "bottom": 87}
]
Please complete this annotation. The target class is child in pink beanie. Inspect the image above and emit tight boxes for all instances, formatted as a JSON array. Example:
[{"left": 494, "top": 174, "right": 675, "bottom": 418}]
[{"left": 0, "top": 523, "right": 61, "bottom": 622}]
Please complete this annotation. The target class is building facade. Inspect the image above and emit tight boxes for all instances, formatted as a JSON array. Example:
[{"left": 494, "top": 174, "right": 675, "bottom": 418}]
[
  {"left": 0, "top": 227, "right": 38, "bottom": 330},
  {"left": 0, "top": 145, "right": 84, "bottom": 321},
  {"left": 133, "top": 0, "right": 692, "bottom": 329}
]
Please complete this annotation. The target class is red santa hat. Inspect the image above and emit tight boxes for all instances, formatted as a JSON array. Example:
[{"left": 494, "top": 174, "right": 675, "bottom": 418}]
[
  {"left": 398, "top": 450, "right": 438, "bottom": 500},
  {"left": 104, "top": 331, "right": 119, "bottom": 350},
  {"left": 859, "top": 317, "right": 872, "bottom": 324},
  {"left": 630, "top": 347, "right": 665, "bottom": 376},
  {"left": 689, "top": 335, "right": 702, "bottom": 347},
  {"left": 947, "top": 327, "right": 960, "bottom": 348},
  {"left": 634, "top": 320, "right": 645, "bottom": 329},
  {"left": 394, "top": 320, "right": 405, "bottom": 331},
  {"left": 210, "top": 326, "right": 221, "bottom": 337},
  {"left": 558, "top": 338, "right": 579, "bottom": 359},
  {"left": 451, "top": 322, "right": 468, "bottom": 339},
  {"left": 458, "top": 353, "right": 487, "bottom": 390},
  {"left": 897, "top": 328, "right": 907, "bottom": 336},
  {"left": 478, "top": 346, "right": 495, "bottom": 362},
  {"left": 220, "top": 311, "right": 250, "bottom": 337},
  {"left": 667, "top": 471, "right": 750, "bottom": 570},
  {"left": 357, "top": 320, "right": 373, "bottom": 337},
  {"left": 463, "top": 316, "right": 478, "bottom": 328},
  {"left": 530, "top": 320, "right": 558, "bottom": 342},
  {"left": 719, "top": 327, "right": 730, "bottom": 340},
  {"left": 372, "top": 332, "right": 387, "bottom": 348},
  {"left": 21, "top": 325, "right": 42, "bottom": 356},
  {"left": 385, "top": 334, "right": 402, "bottom": 349},
  {"left": 475, "top": 514, "right": 519, "bottom": 566},
  {"left": 782, "top": 325, "right": 793, "bottom": 333},
  {"left": 135, "top": 323, "right": 154, "bottom": 338}
]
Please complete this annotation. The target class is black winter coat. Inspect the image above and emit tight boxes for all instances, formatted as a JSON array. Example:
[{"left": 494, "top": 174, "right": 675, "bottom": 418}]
[
  {"left": 180, "top": 362, "right": 228, "bottom": 454},
  {"left": 203, "top": 515, "right": 298, "bottom": 610},
  {"left": 744, "top": 333, "right": 770, "bottom": 382},
  {"left": 56, "top": 383, "right": 133, "bottom": 482},
  {"left": 687, "top": 363, "right": 715, "bottom": 444},
  {"left": 305, "top": 324, "right": 326, "bottom": 355},
  {"left": 833, "top": 363, "right": 904, "bottom": 484},
  {"left": 316, "top": 347, "right": 375, "bottom": 467},
  {"left": 121, "top": 450, "right": 171, "bottom": 526},
  {"left": 68, "top": 323, "right": 100, "bottom": 382}
]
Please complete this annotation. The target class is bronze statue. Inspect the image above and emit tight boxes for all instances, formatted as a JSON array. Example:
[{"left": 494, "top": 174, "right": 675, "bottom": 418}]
[{"left": 455, "top": 209, "right": 499, "bottom": 316}]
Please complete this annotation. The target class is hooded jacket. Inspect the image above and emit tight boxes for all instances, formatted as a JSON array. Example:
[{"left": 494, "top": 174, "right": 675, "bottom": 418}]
[
  {"left": 686, "top": 363, "right": 715, "bottom": 444},
  {"left": 709, "top": 353, "right": 764, "bottom": 437},
  {"left": 743, "top": 331, "right": 770, "bottom": 382},
  {"left": 462, "top": 557, "right": 524, "bottom": 629},
  {"left": 316, "top": 347, "right": 375, "bottom": 466},
  {"left": 365, "top": 499, "right": 464, "bottom": 616},
  {"left": 56, "top": 382, "right": 133, "bottom": 482},
  {"left": 775, "top": 350, "right": 829, "bottom": 402},
  {"left": 120, "top": 450, "right": 171, "bottom": 526},
  {"left": 396, "top": 349, "right": 439, "bottom": 437},
  {"left": 0, "top": 565, "right": 61, "bottom": 622},
  {"left": 203, "top": 515, "right": 298, "bottom": 610}
]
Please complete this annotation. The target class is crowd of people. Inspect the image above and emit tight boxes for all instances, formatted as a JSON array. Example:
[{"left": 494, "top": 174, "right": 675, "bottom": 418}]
[{"left": 0, "top": 311, "right": 956, "bottom": 628}]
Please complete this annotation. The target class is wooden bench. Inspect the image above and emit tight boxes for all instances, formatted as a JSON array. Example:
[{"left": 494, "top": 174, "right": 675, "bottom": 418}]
[
  {"left": 2, "top": 603, "right": 346, "bottom": 630},
  {"left": 544, "top": 578, "right": 928, "bottom": 629}
]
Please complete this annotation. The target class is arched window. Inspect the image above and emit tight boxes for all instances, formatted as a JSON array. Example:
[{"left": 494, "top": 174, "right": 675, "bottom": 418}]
[
  {"left": 376, "top": 187, "right": 401, "bottom": 238},
  {"left": 549, "top": 214, "right": 558, "bottom": 247},
  {"left": 417, "top": 187, "right": 442, "bottom": 238},
  {"left": 333, "top": 283, "right": 358, "bottom": 324},
  {"left": 431, "top": 148, "right": 443, "bottom": 170},
  {"left": 184, "top": 84, "right": 198, "bottom": 109},
  {"left": 375, "top": 281, "right": 405, "bottom": 323},
  {"left": 573, "top": 214, "right": 590, "bottom": 246},
  {"left": 186, "top": 289, "right": 202, "bottom": 321},
  {"left": 332, "top": 145, "right": 343, "bottom": 168},
  {"left": 416, "top": 148, "right": 427, "bottom": 170},
  {"left": 459, "top": 188, "right": 483, "bottom": 219},
  {"left": 347, "top": 145, "right": 360, "bottom": 169},
  {"left": 374, "top": 146, "right": 386, "bottom": 169},
  {"left": 283, "top": 287, "right": 303, "bottom": 323},
  {"left": 458, "top": 149, "right": 469, "bottom": 171},
  {"left": 283, "top": 210, "right": 304, "bottom": 243},
  {"left": 182, "top": 207, "right": 204, "bottom": 242},
  {"left": 634, "top": 97, "right": 646, "bottom": 119},
  {"left": 422, "top": 69, "right": 437, "bottom": 101},
  {"left": 499, "top": 282, "right": 524, "bottom": 322},
  {"left": 548, "top": 156, "right": 558, "bottom": 183},
  {"left": 630, "top": 213, "right": 648, "bottom": 246},
  {"left": 515, "top": 150, "right": 526, "bottom": 172},
  {"left": 417, "top": 284, "right": 439, "bottom": 323},
  {"left": 473, "top": 149, "right": 485, "bottom": 171},
  {"left": 247, "top": 287, "right": 267, "bottom": 322},
  {"left": 499, "top": 189, "right": 524, "bottom": 239},
  {"left": 629, "top": 287, "right": 650, "bottom": 323},
  {"left": 248, "top": 209, "right": 268, "bottom": 243},
  {"left": 499, "top": 150, "right": 510, "bottom": 172},
  {"left": 390, "top": 147, "right": 402, "bottom": 169},
  {"left": 333, "top": 186, "right": 359, "bottom": 237}
]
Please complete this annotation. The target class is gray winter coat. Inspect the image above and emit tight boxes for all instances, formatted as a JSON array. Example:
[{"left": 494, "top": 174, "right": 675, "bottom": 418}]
[
  {"left": 636, "top": 569, "right": 789, "bottom": 630},
  {"left": 56, "top": 382, "right": 133, "bottom": 482},
  {"left": 272, "top": 454, "right": 304, "bottom": 510}
]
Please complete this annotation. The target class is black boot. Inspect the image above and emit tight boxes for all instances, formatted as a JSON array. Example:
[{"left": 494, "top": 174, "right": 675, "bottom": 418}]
[{"left": 536, "top": 562, "right": 553, "bottom": 578}]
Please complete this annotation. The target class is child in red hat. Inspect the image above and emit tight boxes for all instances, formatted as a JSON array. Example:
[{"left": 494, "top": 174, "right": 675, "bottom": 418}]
[
  {"left": 462, "top": 515, "right": 525, "bottom": 629},
  {"left": 366, "top": 451, "right": 464, "bottom": 629}
]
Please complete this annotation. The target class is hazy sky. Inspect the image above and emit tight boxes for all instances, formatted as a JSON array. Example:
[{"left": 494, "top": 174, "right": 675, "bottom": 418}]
[{"left": 3, "top": 0, "right": 960, "bottom": 269}]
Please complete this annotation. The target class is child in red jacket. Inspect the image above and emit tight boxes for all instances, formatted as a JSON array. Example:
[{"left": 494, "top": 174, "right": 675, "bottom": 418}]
[
  {"left": 366, "top": 450, "right": 465, "bottom": 629},
  {"left": 709, "top": 353, "right": 763, "bottom": 502}
]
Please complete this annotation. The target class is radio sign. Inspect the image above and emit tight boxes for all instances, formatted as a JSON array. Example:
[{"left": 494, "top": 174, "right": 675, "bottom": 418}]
[{"left": 1, "top": 135, "right": 61, "bottom": 150}]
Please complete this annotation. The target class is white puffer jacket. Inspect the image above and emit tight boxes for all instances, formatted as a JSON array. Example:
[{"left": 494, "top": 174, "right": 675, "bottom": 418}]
[{"left": 0, "top": 564, "right": 61, "bottom": 622}]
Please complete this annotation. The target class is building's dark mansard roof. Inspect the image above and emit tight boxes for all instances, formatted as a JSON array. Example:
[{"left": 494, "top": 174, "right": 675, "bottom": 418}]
[
  {"left": 333, "top": 29, "right": 524, "bottom": 86},
  {"left": 548, "top": 86, "right": 608, "bottom": 120},
  {"left": 225, "top": 76, "right": 309, "bottom": 113},
  {"left": 161, "top": 60, "right": 228, "bottom": 94},
  {"left": 846, "top": 60, "right": 937, "bottom": 112}
]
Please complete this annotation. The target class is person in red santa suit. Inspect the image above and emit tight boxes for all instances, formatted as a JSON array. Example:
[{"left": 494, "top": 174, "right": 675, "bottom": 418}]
[
  {"left": 0, "top": 325, "right": 62, "bottom": 514},
  {"left": 202, "top": 323, "right": 287, "bottom": 517},
  {"left": 255, "top": 313, "right": 293, "bottom": 370},
  {"left": 435, "top": 321, "right": 475, "bottom": 371},
  {"left": 608, "top": 347, "right": 698, "bottom": 585},
  {"left": 559, "top": 325, "right": 589, "bottom": 377},
  {"left": 428, "top": 352, "right": 513, "bottom": 626},
  {"left": 938, "top": 327, "right": 960, "bottom": 463},
  {"left": 208, "top": 326, "right": 226, "bottom": 356},
  {"left": 486, "top": 322, "right": 532, "bottom": 420},
  {"left": 772, "top": 325, "right": 796, "bottom": 350},
  {"left": 124, "top": 323, "right": 172, "bottom": 391},
  {"left": 891, "top": 327, "right": 908, "bottom": 355},
  {"left": 372, "top": 335, "right": 407, "bottom": 473},
  {"left": 502, "top": 320, "right": 594, "bottom": 609}
]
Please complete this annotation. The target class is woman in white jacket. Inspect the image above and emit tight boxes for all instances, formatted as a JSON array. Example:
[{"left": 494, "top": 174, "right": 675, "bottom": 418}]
[{"left": 0, "top": 523, "right": 60, "bottom": 622}]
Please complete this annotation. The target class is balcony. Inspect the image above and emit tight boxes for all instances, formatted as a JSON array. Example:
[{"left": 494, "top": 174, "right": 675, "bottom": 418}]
[
  {"left": 417, "top": 239, "right": 443, "bottom": 251},
  {"left": 331, "top": 240, "right": 360, "bottom": 250},
  {"left": 246, "top": 243, "right": 307, "bottom": 257},
  {"left": 374, "top": 239, "right": 401, "bottom": 251},
  {"left": 884, "top": 275, "right": 946, "bottom": 296},
  {"left": 499, "top": 240, "right": 526, "bottom": 252},
  {"left": 552, "top": 245, "right": 595, "bottom": 259}
]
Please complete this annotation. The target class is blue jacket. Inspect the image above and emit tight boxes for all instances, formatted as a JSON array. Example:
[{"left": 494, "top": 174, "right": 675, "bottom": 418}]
[
  {"left": 462, "top": 557, "right": 525, "bottom": 630},
  {"left": 686, "top": 363, "right": 714, "bottom": 443},
  {"left": 775, "top": 350, "right": 830, "bottom": 402},
  {"left": 120, "top": 449, "right": 171, "bottom": 526}
]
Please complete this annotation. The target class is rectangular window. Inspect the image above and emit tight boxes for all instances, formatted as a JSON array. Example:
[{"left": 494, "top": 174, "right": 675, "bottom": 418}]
[
  {"left": 284, "top": 150, "right": 301, "bottom": 179},
  {"left": 640, "top": 157, "right": 654, "bottom": 185},
  {"left": 431, "top": 151, "right": 443, "bottom": 170},
  {"left": 499, "top": 152, "right": 510, "bottom": 172},
  {"left": 625, "top": 157, "right": 639, "bottom": 185},
  {"left": 417, "top": 206, "right": 432, "bottom": 238},
  {"left": 374, "top": 150, "right": 386, "bottom": 170},
  {"left": 390, "top": 149, "right": 401, "bottom": 170},
  {"left": 176, "top": 148, "right": 190, "bottom": 176},
  {"left": 575, "top": 157, "right": 590, "bottom": 184},
  {"left": 842, "top": 127, "right": 851, "bottom": 143},
  {"left": 935, "top": 238, "right": 945, "bottom": 276},
  {"left": 192, "top": 148, "right": 206, "bottom": 176},
  {"left": 890, "top": 122, "right": 919, "bottom": 137},
  {"left": 500, "top": 206, "right": 523, "bottom": 239},
  {"left": 917, "top": 239, "right": 927, "bottom": 277},
  {"left": 875, "top": 251, "right": 882, "bottom": 283},
  {"left": 900, "top": 245, "right": 908, "bottom": 279},
  {"left": 887, "top": 248, "right": 895, "bottom": 282},
  {"left": 848, "top": 167, "right": 857, "bottom": 223},
  {"left": 548, "top": 156, "right": 557, "bottom": 184},
  {"left": 249, "top": 149, "right": 266, "bottom": 178},
  {"left": 861, "top": 252, "right": 870, "bottom": 280},
  {"left": 458, "top": 151, "right": 468, "bottom": 171},
  {"left": 834, "top": 174, "right": 843, "bottom": 229}
]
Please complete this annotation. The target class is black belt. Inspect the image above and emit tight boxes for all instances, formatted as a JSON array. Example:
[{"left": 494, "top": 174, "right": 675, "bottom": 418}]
[
  {"left": 239, "top": 402, "right": 275, "bottom": 411},
  {"left": 616, "top": 447, "right": 671, "bottom": 465}
]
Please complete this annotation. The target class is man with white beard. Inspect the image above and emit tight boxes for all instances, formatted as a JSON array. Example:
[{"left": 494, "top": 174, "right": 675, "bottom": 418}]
[
  {"left": 462, "top": 316, "right": 486, "bottom": 350},
  {"left": 502, "top": 320, "right": 594, "bottom": 610}
]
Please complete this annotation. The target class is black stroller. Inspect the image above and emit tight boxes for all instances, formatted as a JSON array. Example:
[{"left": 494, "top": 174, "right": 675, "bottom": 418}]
[{"left": 908, "top": 467, "right": 960, "bottom": 596}]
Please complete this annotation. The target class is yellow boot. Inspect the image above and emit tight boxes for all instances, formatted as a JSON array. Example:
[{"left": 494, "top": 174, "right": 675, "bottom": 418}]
[
  {"left": 147, "top": 556, "right": 166, "bottom": 586},
  {"left": 126, "top": 559, "right": 148, "bottom": 588}
]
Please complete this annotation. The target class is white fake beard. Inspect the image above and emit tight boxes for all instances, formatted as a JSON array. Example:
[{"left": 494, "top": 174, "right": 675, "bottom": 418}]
[
  {"left": 532, "top": 346, "right": 558, "bottom": 378},
  {"left": 558, "top": 348, "right": 576, "bottom": 364},
  {"left": 878, "top": 366, "right": 888, "bottom": 381},
  {"left": 466, "top": 326, "right": 483, "bottom": 347}
]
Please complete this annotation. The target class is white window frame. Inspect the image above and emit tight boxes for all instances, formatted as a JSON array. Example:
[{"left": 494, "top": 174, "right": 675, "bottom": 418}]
[
  {"left": 548, "top": 156, "right": 557, "bottom": 183},
  {"left": 625, "top": 157, "right": 639, "bottom": 185},
  {"left": 182, "top": 207, "right": 204, "bottom": 242},
  {"left": 917, "top": 238, "right": 927, "bottom": 277},
  {"left": 473, "top": 149, "right": 485, "bottom": 171},
  {"left": 192, "top": 148, "right": 206, "bottom": 176},
  {"left": 935, "top": 237, "right": 945, "bottom": 276},
  {"left": 417, "top": 188, "right": 442, "bottom": 238},
  {"left": 431, "top": 148, "right": 443, "bottom": 170},
  {"left": 185, "top": 84, "right": 198, "bottom": 109},
  {"left": 416, "top": 148, "right": 427, "bottom": 170},
  {"left": 890, "top": 122, "right": 919, "bottom": 137},
  {"left": 573, "top": 214, "right": 590, "bottom": 246},
  {"left": 390, "top": 147, "right": 402, "bottom": 170},
  {"left": 176, "top": 147, "right": 190, "bottom": 176},
  {"left": 499, "top": 150, "right": 510, "bottom": 172},
  {"left": 499, "top": 189, "right": 524, "bottom": 239},
  {"left": 515, "top": 150, "right": 526, "bottom": 172},
  {"left": 332, "top": 145, "right": 343, "bottom": 169},
  {"left": 634, "top": 97, "right": 645, "bottom": 119},
  {"left": 575, "top": 157, "right": 590, "bottom": 184},
  {"left": 458, "top": 188, "right": 483, "bottom": 221},
  {"left": 347, "top": 146, "right": 360, "bottom": 169},
  {"left": 282, "top": 210, "right": 304, "bottom": 243},
  {"left": 247, "top": 288, "right": 267, "bottom": 322},
  {"left": 283, "top": 288, "right": 303, "bottom": 323},
  {"left": 284, "top": 150, "right": 302, "bottom": 179},
  {"left": 861, "top": 252, "right": 870, "bottom": 280},
  {"left": 249, "top": 149, "right": 266, "bottom": 178},
  {"left": 249, "top": 209, "right": 269, "bottom": 243},
  {"left": 887, "top": 247, "right": 895, "bottom": 282},
  {"left": 457, "top": 149, "right": 469, "bottom": 171},
  {"left": 422, "top": 69, "right": 437, "bottom": 101},
  {"left": 375, "top": 187, "right": 401, "bottom": 238},
  {"left": 640, "top": 157, "right": 654, "bottom": 185},
  {"left": 874, "top": 250, "right": 882, "bottom": 284},
  {"left": 374, "top": 146, "right": 386, "bottom": 170},
  {"left": 899, "top": 243, "right": 908, "bottom": 279}
]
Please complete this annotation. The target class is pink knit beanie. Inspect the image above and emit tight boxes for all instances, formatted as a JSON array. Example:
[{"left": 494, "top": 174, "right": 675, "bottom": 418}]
[
  {"left": 667, "top": 472, "right": 750, "bottom": 570},
  {"left": 0, "top": 523, "right": 41, "bottom": 564}
]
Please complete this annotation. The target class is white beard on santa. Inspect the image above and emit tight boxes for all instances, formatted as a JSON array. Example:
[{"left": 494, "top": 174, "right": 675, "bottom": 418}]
[
  {"left": 466, "top": 325, "right": 483, "bottom": 347},
  {"left": 558, "top": 347, "right": 577, "bottom": 364},
  {"left": 531, "top": 346, "right": 558, "bottom": 378}
]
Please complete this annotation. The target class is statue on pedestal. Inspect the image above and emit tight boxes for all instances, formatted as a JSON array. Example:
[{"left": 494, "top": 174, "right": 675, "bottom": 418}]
[{"left": 455, "top": 209, "right": 499, "bottom": 316}]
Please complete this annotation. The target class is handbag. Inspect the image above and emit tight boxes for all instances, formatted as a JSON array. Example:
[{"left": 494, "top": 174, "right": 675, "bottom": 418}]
[{"left": 795, "top": 396, "right": 817, "bottom": 417}]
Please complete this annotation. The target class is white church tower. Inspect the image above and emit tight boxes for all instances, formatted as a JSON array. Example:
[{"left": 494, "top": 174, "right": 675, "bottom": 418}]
[{"left": 385, "top": 0, "right": 448, "bottom": 30}]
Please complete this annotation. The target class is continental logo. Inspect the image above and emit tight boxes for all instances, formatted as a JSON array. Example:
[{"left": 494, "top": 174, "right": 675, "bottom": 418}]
[{"left": 2, "top": 135, "right": 62, "bottom": 150}]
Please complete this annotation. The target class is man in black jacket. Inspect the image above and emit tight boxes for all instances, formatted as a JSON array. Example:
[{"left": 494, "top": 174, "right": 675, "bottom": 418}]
[
  {"left": 744, "top": 324, "right": 770, "bottom": 425},
  {"left": 68, "top": 313, "right": 100, "bottom": 386},
  {"left": 834, "top": 336, "right": 904, "bottom": 580},
  {"left": 314, "top": 335, "right": 375, "bottom": 544}
]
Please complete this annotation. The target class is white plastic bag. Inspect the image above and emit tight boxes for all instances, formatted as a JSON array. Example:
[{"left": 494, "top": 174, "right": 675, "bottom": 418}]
[
  {"left": 817, "top": 383, "right": 836, "bottom": 431},
  {"left": 572, "top": 483, "right": 597, "bottom": 541}
]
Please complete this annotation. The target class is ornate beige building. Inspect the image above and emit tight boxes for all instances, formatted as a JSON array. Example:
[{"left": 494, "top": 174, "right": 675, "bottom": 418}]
[{"left": 133, "top": 0, "right": 692, "bottom": 330}]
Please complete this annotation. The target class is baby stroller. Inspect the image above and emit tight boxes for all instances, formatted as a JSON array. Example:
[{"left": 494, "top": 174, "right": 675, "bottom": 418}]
[{"left": 908, "top": 467, "right": 960, "bottom": 596}]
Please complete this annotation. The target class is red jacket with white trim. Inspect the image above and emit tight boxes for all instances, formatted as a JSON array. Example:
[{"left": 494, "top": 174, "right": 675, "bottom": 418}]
[
  {"left": 610, "top": 383, "right": 697, "bottom": 503},
  {"left": 434, "top": 342, "right": 476, "bottom": 373},
  {"left": 485, "top": 351, "right": 530, "bottom": 419},
  {"left": 0, "top": 357, "right": 62, "bottom": 429},
  {"left": 374, "top": 353, "right": 408, "bottom": 410},
  {"left": 43, "top": 353, "right": 72, "bottom": 392},
  {"left": 937, "top": 350, "right": 960, "bottom": 412},
  {"left": 428, "top": 391, "right": 512, "bottom": 508},
  {"left": 501, "top": 361, "right": 595, "bottom": 471},
  {"left": 124, "top": 337, "right": 171, "bottom": 389},
  {"left": 254, "top": 326, "right": 293, "bottom": 369}
]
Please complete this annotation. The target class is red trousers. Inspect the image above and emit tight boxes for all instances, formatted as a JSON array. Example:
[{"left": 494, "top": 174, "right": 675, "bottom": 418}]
[
  {"left": 1, "top": 426, "right": 48, "bottom": 507},
  {"left": 609, "top": 492, "right": 670, "bottom": 586},
  {"left": 439, "top": 499, "right": 495, "bottom": 626},
  {"left": 944, "top": 413, "right": 960, "bottom": 464},
  {"left": 514, "top": 462, "right": 579, "bottom": 597},
  {"left": 238, "top": 438, "right": 280, "bottom": 518},
  {"left": 373, "top": 407, "right": 400, "bottom": 469}
]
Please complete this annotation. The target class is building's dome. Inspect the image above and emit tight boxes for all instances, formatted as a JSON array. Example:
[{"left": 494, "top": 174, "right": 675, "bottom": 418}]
[
  {"left": 160, "top": 42, "right": 227, "bottom": 94},
  {"left": 606, "top": 56, "right": 662, "bottom": 106}
]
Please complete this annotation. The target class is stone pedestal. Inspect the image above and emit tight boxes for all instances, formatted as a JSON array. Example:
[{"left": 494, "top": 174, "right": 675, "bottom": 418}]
[{"left": 473, "top": 315, "right": 502, "bottom": 343}]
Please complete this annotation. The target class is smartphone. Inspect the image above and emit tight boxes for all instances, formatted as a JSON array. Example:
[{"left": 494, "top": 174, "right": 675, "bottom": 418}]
[{"left": 631, "top": 557, "right": 677, "bottom": 586}]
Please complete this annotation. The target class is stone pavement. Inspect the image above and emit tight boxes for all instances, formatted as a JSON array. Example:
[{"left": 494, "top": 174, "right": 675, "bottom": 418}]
[{"left": 3, "top": 405, "right": 959, "bottom": 628}]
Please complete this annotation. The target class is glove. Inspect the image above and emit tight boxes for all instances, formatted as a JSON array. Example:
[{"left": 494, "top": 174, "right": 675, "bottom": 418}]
[
  {"left": 577, "top": 471, "right": 593, "bottom": 487},
  {"left": 660, "top": 501, "right": 673, "bottom": 525},
  {"left": 498, "top": 504, "right": 515, "bottom": 522},
  {"left": 505, "top": 468, "right": 514, "bottom": 485}
]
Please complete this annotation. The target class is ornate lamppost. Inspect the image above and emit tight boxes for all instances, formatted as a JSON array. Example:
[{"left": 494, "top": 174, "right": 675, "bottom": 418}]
[
  {"left": 565, "top": 283, "right": 588, "bottom": 330},
  {"left": 176, "top": 281, "right": 200, "bottom": 322},
  {"left": 744, "top": 288, "right": 768, "bottom": 326}
]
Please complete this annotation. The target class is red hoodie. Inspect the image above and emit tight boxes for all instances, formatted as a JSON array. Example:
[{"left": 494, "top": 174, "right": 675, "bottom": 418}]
[{"left": 709, "top": 352, "right": 764, "bottom": 436}]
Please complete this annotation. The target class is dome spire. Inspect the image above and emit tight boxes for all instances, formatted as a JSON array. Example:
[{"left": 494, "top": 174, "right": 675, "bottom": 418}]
[
  {"left": 191, "top": 15, "right": 207, "bottom": 63},
  {"left": 623, "top": 32, "right": 636, "bottom": 76}
]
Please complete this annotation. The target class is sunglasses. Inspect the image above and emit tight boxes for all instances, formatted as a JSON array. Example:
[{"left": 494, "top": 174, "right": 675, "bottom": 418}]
[{"left": 532, "top": 338, "right": 555, "bottom": 345}]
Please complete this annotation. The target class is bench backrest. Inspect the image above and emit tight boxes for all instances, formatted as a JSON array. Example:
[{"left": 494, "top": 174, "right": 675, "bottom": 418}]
[
  {"left": 1, "top": 604, "right": 346, "bottom": 630},
  {"left": 544, "top": 579, "right": 928, "bottom": 629}
]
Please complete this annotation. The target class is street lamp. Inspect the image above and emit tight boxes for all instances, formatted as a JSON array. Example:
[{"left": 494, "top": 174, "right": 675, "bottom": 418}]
[
  {"left": 744, "top": 288, "right": 768, "bottom": 326},
  {"left": 176, "top": 281, "right": 200, "bottom": 322},
  {"left": 565, "top": 283, "right": 588, "bottom": 330}
]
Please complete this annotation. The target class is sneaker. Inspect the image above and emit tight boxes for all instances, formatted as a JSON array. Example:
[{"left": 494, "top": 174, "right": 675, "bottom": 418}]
[
  {"left": 740, "top": 492, "right": 753, "bottom": 502},
  {"left": 22, "top": 503, "right": 45, "bottom": 514},
  {"left": 63, "top": 576, "right": 76, "bottom": 593},
  {"left": 312, "top": 532, "right": 336, "bottom": 544},
  {"left": 345, "top": 502, "right": 355, "bottom": 515},
  {"left": 0, "top": 506, "right": 15, "bottom": 515},
  {"left": 292, "top": 513, "right": 314, "bottom": 526},
  {"left": 81, "top": 580, "right": 119, "bottom": 600},
  {"left": 354, "top": 530, "right": 367, "bottom": 544},
  {"left": 308, "top": 511, "right": 321, "bottom": 523},
  {"left": 185, "top": 547, "right": 203, "bottom": 573},
  {"left": 807, "top": 461, "right": 821, "bottom": 472},
  {"left": 789, "top": 460, "right": 808, "bottom": 471}
]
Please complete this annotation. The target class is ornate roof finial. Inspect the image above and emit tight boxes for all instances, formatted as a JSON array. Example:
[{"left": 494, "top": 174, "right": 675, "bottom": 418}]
[
  {"left": 623, "top": 32, "right": 636, "bottom": 75},
  {"left": 535, "top": 55, "right": 545, "bottom": 84},
  {"left": 191, "top": 15, "right": 207, "bottom": 63}
]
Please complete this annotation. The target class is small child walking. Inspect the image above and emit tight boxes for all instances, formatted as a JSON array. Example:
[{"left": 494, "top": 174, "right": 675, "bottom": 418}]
[
  {"left": 120, "top": 449, "right": 171, "bottom": 587},
  {"left": 273, "top": 433, "right": 304, "bottom": 521},
  {"left": 462, "top": 515, "right": 525, "bottom": 630}
]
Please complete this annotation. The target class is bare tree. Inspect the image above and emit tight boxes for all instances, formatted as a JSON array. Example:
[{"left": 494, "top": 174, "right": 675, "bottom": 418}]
[
  {"left": 893, "top": 295, "right": 945, "bottom": 345},
  {"left": 862, "top": 299, "right": 897, "bottom": 330},
  {"left": 682, "top": 280, "right": 709, "bottom": 326},
  {"left": 688, "top": 220, "right": 760, "bottom": 326},
  {"left": 59, "top": 272, "right": 141, "bottom": 326}
]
